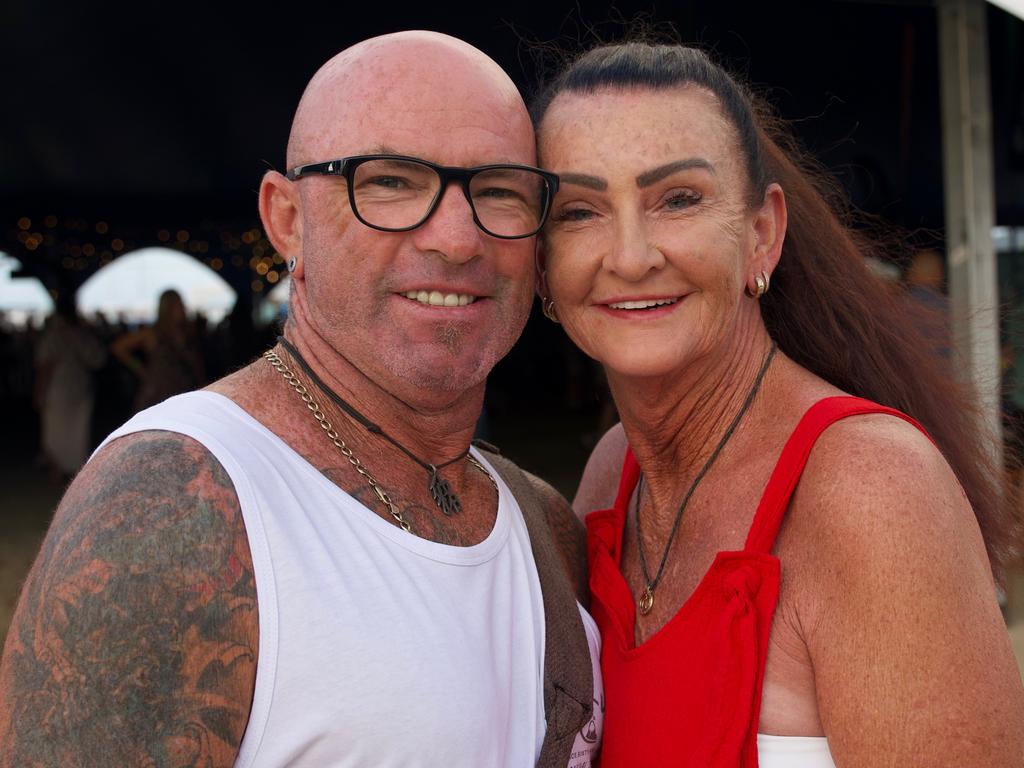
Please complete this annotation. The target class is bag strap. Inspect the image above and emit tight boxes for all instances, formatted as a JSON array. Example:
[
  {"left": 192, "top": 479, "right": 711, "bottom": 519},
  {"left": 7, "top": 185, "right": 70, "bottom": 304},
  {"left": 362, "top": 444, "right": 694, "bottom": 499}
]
[{"left": 477, "top": 449, "right": 594, "bottom": 768}]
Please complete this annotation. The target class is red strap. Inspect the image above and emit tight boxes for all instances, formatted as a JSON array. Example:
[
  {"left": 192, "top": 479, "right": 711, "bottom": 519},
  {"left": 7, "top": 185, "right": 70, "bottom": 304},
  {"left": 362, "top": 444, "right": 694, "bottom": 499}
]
[
  {"left": 743, "top": 396, "right": 929, "bottom": 554},
  {"left": 613, "top": 448, "right": 642, "bottom": 512}
]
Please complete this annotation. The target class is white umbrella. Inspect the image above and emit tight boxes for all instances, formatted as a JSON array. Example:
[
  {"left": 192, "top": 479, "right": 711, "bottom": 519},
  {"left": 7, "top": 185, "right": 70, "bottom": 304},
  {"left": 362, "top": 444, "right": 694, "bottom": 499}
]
[
  {"left": 77, "top": 247, "right": 236, "bottom": 323},
  {"left": 0, "top": 253, "right": 55, "bottom": 324}
]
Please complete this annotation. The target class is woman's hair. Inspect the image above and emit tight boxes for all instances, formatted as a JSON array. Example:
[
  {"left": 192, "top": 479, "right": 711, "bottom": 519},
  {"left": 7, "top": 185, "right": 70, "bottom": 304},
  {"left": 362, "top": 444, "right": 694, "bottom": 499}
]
[{"left": 532, "top": 42, "right": 1017, "bottom": 572}]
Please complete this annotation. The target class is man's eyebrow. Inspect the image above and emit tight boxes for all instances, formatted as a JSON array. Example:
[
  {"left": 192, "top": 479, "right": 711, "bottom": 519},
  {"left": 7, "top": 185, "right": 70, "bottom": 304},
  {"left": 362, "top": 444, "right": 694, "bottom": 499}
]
[
  {"left": 636, "top": 158, "right": 715, "bottom": 188},
  {"left": 558, "top": 173, "right": 607, "bottom": 191}
]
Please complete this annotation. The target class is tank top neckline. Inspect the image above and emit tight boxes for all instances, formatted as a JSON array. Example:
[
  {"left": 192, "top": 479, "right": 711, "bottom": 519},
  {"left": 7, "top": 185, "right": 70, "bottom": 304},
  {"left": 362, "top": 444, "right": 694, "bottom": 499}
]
[
  {"left": 585, "top": 395, "right": 928, "bottom": 657},
  {"left": 187, "top": 390, "right": 513, "bottom": 564}
]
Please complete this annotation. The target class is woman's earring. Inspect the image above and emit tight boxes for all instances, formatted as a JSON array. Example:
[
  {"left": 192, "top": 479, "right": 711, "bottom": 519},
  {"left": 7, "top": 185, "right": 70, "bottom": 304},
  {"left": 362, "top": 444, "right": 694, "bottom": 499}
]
[
  {"left": 541, "top": 297, "right": 560, "bottom": 323},
  {"left": 746, "top": 272, "right": 768, "bottom": 299}
]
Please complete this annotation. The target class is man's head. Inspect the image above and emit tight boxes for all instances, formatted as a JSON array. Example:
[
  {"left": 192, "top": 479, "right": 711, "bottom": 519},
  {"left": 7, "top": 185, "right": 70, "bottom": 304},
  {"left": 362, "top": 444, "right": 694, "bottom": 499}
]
[{"left": 260, "top": 32, "right": 540, "bottom": 405}]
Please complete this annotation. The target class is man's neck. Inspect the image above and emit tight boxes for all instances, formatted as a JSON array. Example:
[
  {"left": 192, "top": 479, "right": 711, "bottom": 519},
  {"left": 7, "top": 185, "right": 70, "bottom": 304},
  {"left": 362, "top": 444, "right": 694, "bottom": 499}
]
[{"left": 280, "top": 323, "right": 485, "bottom": 465}]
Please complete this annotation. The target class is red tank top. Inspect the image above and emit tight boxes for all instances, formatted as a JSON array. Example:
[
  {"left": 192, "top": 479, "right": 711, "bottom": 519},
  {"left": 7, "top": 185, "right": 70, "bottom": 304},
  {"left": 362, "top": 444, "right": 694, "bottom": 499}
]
[{"left": 585, "top": 396, "right": 928, "bottom": 766}]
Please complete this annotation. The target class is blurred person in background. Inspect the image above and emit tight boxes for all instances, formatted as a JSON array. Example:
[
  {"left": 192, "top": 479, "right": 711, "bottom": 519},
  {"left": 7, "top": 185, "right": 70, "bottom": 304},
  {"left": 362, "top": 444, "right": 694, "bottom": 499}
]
[
  {"left": 111, "top": 288, "right": 206, "bottom": 411},
  {"left": 33, "top": 296, "right": 106, "bottom": 481}
]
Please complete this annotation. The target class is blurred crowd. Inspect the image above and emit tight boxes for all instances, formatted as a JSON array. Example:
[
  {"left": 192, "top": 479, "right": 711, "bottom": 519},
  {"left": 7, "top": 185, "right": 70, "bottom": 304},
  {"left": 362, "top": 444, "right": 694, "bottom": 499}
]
[
  {"left": 0, "top": 291, "right": 276, "bottom": 482},
  {"left": 4, "top": 250, "right": 1021, "bottom": 489}
]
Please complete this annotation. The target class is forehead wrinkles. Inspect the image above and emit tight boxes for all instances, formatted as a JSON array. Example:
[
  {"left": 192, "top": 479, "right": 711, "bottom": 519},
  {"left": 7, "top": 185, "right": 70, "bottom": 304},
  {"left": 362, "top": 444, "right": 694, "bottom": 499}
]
[{"left": 539, "top": 86, "right": 745, "bottom": 184}]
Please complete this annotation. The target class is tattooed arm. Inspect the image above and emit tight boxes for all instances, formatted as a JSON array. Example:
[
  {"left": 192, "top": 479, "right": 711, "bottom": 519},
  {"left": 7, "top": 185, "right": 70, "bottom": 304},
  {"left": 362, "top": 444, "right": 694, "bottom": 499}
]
[{"left": 0, "top": 431, "right": 258, "bottom": 768}]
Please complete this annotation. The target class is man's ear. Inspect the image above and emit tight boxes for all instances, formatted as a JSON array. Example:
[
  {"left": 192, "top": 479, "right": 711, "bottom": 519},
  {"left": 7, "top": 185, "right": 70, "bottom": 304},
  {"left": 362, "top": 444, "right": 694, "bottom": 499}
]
[{"left": 260, "top": 170, "right": 304, "bottom": 278}]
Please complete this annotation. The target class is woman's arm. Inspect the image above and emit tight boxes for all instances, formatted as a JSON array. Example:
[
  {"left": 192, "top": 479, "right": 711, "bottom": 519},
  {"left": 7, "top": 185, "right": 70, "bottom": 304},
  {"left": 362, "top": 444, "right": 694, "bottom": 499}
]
[
  {"left": 793, "top": 414, "right": 1024, "bottom": 766},
  {"left": 110, "top": 328, "right": 151, "bottom": 378}
]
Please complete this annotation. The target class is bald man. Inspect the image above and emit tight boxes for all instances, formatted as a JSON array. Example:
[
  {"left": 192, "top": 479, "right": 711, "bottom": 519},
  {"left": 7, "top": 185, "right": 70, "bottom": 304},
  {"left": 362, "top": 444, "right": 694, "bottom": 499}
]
[{"left": 0, "top": 32, "right": 601, "bottom": 768}]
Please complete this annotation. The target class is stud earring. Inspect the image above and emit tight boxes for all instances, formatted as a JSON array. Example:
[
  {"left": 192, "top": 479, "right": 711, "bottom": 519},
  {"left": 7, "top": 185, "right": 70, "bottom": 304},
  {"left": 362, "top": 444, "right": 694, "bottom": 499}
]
[{"left": 287, "top": 257, "right": 297, "bottom": 273}]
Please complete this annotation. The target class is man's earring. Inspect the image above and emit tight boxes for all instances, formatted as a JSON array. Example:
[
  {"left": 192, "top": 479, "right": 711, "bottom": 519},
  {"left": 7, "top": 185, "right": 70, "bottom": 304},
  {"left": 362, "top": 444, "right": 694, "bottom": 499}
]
[{"left": 287, "top": 257, "right": 297, "bottom": 273}]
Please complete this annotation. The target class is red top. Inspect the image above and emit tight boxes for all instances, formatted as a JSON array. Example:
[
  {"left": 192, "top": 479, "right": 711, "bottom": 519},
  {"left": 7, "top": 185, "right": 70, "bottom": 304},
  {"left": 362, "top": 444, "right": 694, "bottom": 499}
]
[{"left": 585, "top": 396, "right": 928, "bottom": 767}]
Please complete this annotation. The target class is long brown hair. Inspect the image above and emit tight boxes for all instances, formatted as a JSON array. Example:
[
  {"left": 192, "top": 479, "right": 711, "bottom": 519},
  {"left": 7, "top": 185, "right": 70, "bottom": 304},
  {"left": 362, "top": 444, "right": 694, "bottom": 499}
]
[{"left": 532, "top": 42, "right": 1016, "bottom": 572}]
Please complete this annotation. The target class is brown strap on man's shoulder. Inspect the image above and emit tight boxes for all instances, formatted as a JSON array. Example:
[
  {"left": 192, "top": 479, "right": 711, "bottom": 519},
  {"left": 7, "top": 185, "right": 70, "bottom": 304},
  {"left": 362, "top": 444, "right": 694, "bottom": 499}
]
[{"left": 479, "top": 450, "right": 594, "bottom": 768}]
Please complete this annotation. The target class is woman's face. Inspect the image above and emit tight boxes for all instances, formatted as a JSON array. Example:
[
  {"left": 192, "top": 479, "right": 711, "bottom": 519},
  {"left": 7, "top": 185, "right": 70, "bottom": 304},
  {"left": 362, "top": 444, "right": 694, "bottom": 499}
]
[{"left": 537, "top": 85, "right": 767, "bottom": 380}]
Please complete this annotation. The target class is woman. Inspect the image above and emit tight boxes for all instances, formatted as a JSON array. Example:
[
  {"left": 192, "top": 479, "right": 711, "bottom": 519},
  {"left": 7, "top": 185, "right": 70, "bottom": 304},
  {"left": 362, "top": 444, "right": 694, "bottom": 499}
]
[
  {"left": 112, "top": 288, "right": 205, "bottom": 412},
  {"left": 532, "top": 42, "right": 1024, "bottom": 766}
]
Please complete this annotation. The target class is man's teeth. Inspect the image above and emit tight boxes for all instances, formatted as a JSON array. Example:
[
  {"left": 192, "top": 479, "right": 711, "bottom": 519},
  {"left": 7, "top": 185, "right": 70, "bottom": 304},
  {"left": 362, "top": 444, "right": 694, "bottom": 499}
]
[
  {"left": 403, "top": 290, "right": 477, "bottom": 307},
  {"left": 608, "top": 298, "right": 678, "bottom": 310}
]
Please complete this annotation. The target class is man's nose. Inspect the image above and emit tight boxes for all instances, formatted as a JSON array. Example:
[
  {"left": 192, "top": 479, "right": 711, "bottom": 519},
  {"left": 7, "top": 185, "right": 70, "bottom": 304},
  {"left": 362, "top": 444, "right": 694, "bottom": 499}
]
[{"left": 410, "top": 182, "right": 484, "bottom": 264}]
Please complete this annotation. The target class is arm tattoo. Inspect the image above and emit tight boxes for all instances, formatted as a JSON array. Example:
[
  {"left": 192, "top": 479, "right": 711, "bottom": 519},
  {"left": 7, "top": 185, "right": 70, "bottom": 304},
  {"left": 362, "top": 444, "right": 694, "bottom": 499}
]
[{"left": 0, "top": 431, "right": 257, "bottom": 768}]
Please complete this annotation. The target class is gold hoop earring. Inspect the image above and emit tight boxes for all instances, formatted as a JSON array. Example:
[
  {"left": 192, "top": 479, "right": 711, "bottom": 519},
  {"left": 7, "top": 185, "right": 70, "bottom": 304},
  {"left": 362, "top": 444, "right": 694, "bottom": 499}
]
[
  {"left": 761, "top": 270, "right": 771, "bottom": 294},
  {"left": 746, "top": 273, "right": 767, "bottom": 299},
  {"left": 542, "top": 297, "right": 560, "bottom": 323}
]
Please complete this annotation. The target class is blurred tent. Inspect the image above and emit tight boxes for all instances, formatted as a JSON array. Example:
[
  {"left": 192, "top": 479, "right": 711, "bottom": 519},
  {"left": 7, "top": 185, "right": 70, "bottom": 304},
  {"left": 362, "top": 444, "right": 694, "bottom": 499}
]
[
  {"left": 259, "top": 273, "right": 290, "bottom": 326},
  {"left": 988, "top": 0, "right": 1024, "bottom": 18},
  {"left": 77, "top": 247, "right": 236, "bottom": 324},
  {"left": 0, "top": 254, "right": 54, "bottom": 325}
]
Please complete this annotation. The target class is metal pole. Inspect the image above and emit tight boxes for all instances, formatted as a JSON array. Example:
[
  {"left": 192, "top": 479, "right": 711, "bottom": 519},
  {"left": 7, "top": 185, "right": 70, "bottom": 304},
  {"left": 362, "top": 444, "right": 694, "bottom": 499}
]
[{"left": 937, "top": 0, "right": 1002, "bottom": 460}]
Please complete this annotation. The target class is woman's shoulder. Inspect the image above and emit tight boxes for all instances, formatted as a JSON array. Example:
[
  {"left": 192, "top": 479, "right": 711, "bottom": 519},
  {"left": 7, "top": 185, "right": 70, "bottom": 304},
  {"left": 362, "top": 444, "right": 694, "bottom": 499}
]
[
  {"left": 795, "top": 406, "right": 961, "bottom": 522},
  {"left": 572, "top": 423, "right": 628, "bottom": 520},
  {"left": 779, "top": 404, "right": 991, "bottom": 602}
]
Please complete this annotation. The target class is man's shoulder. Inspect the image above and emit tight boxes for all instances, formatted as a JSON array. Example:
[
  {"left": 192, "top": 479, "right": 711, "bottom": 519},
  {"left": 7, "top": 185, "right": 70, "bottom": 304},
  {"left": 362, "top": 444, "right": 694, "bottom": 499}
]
[
  {"left": 478, "top": 449, "right": 588, "bottom": 606},
  {"left": 0, "top": 429, "right": 257, "bottom": 765}
]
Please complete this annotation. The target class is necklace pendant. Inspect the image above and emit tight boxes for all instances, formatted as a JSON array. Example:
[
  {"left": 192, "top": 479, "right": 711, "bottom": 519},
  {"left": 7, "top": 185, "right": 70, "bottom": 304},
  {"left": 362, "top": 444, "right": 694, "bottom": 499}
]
[
  {"left": 429, "top": 467, "right": 461, "bottom": 516},
  {"left": 639, "top": 586, "right": 654, "bottom": 615}
]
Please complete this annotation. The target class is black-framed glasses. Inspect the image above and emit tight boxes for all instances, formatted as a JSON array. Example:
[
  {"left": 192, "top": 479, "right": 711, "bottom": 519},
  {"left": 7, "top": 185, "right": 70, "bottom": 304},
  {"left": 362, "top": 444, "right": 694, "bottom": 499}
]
[{"left": 286, "top": 154, "right": 559, "bottom": 240}]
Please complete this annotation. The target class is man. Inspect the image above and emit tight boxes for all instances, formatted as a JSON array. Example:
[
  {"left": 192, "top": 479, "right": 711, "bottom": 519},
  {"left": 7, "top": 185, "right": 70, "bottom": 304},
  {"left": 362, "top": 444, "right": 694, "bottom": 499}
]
[{"left": 0, "top": 32, "right": 600, "bottom": 767}]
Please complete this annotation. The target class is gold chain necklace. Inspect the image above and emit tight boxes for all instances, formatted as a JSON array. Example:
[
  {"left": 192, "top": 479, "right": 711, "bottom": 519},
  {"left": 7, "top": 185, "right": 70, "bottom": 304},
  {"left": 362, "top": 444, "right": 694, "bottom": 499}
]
[{"left": 264, "top": 348, "right": 496, "bottom": 535}]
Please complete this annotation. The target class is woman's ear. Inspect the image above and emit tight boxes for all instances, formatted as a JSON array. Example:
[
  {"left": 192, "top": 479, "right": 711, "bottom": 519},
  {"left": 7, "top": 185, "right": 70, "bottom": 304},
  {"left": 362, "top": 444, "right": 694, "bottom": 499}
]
[
  {"left": 259, "top": 170, "right": 304, "bottom": 278},
  {"left": 751, "top": 182, "right": 787, "bottom": 276}
]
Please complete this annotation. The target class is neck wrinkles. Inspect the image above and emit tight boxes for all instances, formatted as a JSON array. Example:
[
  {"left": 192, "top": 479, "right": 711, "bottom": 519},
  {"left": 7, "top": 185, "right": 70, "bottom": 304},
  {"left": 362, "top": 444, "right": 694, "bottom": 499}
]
[{"left": 610, "top": 328, "right": 775, "bottom": 517}]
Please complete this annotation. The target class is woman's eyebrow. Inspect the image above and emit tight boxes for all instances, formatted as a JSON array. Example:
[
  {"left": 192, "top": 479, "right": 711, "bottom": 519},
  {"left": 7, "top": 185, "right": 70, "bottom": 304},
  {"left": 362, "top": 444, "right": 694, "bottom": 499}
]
[
  {"left": 636, "top": 158, "right": 715, "bottom": 188},
  {"left": 559, "top": 172, "right": 607, "bottom": 191}
]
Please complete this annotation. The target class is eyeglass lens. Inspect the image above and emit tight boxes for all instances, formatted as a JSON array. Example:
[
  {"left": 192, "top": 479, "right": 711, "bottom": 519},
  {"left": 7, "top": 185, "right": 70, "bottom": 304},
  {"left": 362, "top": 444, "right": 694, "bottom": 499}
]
[{"left": 351, "top": 158, "right": 547, "bottom": 237}]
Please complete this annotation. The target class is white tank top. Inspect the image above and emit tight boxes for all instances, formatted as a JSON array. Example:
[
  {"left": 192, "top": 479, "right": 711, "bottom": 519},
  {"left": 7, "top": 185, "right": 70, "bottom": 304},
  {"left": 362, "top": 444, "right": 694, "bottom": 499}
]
[{"left": 98, "top": 391, "right": 603, "bottom": 768}]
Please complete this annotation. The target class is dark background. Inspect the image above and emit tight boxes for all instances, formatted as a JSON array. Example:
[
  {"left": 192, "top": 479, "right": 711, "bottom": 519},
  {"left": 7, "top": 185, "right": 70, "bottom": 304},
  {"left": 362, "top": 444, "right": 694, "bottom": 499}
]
[{"left": 2, "top": 0, "right": 1023, "bottom": 487}]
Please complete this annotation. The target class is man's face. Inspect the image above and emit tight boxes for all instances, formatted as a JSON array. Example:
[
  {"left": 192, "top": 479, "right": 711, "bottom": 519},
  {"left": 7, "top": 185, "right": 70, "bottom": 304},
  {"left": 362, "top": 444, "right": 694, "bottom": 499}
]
[{"left": 289, "top": 45, "right": 537, "bottom": 405}]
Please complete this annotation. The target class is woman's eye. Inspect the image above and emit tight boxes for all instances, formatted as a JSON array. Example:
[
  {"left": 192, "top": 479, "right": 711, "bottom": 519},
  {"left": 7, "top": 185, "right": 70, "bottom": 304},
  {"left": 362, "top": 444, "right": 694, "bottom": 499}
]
[
  {"left": 551, "top": 207, "right": 595, "bottom": 223},
  {"left": 663, "top": 189, "right": 702, "bottom": 210}
]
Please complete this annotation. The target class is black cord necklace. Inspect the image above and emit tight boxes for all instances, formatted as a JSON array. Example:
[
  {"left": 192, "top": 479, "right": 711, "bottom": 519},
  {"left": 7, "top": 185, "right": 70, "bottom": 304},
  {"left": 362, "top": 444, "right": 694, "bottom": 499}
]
[
  {"left": 635, "top": 341, "right": 777, "bottom": 616},
  {"left": 278, "top": 336, "right": 478, "bottom": 516}
]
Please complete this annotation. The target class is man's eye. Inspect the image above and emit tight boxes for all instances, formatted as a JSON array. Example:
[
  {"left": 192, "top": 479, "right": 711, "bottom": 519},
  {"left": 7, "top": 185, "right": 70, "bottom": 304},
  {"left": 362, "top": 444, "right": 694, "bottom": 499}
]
[
  {"left": 366, "top": 175, "right": 408, "bottom": 189},
  {"left": 477, "top": 186, "right": 519, "bottom": 200}
]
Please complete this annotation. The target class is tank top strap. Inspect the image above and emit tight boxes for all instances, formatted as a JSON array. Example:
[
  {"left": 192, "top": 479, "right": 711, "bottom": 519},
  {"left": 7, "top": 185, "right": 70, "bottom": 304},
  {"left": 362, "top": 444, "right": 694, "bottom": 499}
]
[
  {"left": 743, "top": 395, "right": 929, "bottom": 554},
  {"left": 613, "top": 447, "right": 643, "bottom": 512}
]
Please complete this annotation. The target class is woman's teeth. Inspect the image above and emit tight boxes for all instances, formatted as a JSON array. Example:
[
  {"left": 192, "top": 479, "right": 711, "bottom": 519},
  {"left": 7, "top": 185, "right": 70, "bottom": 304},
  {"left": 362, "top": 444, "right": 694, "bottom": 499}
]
[
  {"left": 607, "top": 298, "right": 678, "bottom": 310},
  {"left": 403, "top": 290, "right": 477, "bottom": 307}
]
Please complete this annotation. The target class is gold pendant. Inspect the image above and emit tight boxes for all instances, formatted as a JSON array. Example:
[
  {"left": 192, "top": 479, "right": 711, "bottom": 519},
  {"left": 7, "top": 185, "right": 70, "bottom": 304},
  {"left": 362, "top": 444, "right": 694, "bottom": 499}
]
[{"left": 639, "top": 586, "right": 654, "bottom": 615}]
